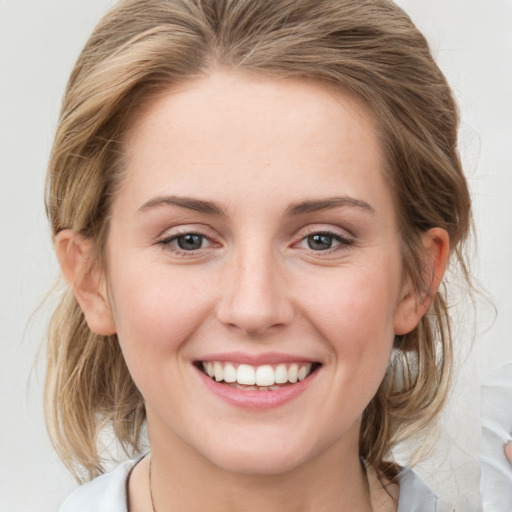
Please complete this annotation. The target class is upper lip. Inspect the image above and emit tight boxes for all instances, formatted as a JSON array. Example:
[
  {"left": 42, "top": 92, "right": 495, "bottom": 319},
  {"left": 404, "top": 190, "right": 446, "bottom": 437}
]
[{"left": 195, "top": 351, "right": 321, "bottom": 366}]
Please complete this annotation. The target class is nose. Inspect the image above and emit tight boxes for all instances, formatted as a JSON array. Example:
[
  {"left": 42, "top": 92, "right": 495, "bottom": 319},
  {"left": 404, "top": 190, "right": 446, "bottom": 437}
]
[{"left": 215, "top": 246, "right": 294, "bottom": 336}]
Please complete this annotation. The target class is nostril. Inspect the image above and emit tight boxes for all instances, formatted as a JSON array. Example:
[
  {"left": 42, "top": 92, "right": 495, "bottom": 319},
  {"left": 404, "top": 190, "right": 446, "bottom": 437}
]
[{"left": 215, "top": 264, "right": 294, "bottom": 335}]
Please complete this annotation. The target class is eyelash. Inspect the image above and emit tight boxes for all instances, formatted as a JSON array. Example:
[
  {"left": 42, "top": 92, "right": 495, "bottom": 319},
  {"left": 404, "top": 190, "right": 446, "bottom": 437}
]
[
  {"left": 156, "top": 228, "right": 354, "bottom": 257},
  {"left": 156, "top": 231, "right": 215, "bottom": 256},
  {"left": 294, "top": 230, "right": 354, "bottom": 253}
]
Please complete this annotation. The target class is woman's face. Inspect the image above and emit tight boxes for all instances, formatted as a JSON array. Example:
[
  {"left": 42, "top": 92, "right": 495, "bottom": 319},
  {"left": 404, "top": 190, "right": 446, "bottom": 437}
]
[{"left": 103, "top": 72, "right": 417, "bottom": 474}]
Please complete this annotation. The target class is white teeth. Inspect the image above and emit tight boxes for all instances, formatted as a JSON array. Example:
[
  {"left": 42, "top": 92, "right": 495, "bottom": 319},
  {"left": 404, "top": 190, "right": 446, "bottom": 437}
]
[
  {"left": 298, "top": 364, "right": 311, "bottom": 381},
  {"left": 274, "top": 364, "right": 288, "bottom": 384},
  {"left": 235, "top": 383, "right": 257, "bottom": 390},
  {"left": 201, "top": 361, "right": 316, "bottom": 387},
  {"left": 237, "top": 364, "right": 256, "bottom": 385},
  {"left": 255, "top": 365, "right": 275, "bottom": 386},
  {"left": 288, "top": 364, "right": 299, "bottom": 383},
  {"left": 214, "top": 361, "right": 224, "bottom": 382},
  {"left": 223, "top": 363, "right": 237, "bottom": 383}
]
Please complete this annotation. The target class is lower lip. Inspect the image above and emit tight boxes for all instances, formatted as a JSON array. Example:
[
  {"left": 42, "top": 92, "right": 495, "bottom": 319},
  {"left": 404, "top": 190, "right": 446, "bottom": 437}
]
[{"left": 195, "top": 366, "right": 318, "bottom": 410}]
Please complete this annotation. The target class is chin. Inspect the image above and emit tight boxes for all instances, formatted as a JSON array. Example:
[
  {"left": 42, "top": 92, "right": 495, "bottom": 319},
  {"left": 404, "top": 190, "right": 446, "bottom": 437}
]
[
  {"left": 197, "top": 430, "right": 320, "bottom": 476},
  {"left": 211, "top": 449, "right": 307, "bottom": 476}
]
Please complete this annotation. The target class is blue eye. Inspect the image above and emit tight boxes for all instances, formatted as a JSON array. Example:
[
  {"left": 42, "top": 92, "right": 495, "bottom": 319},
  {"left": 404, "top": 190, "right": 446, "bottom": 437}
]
[
  {"left": 158, "top": 232, "right": 211, "bottom": 253},
  {"left": 174, "top": 233, "right": 205, "bottom": 250},
  {"left": 297, "top": 231, "right": 353, "bottom": 252},
  {"left": 307, "top": 233, "right": 336, "bottom": 251}
]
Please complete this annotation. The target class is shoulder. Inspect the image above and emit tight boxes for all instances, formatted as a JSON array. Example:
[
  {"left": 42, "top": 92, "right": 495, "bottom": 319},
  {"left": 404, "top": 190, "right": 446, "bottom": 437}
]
[
  {"left": 398, "top": 467, "right": 448, "bottom": 512},
  {"left": 368, "top": 464, "right": 448, "bottom": 512},
  {"left": 59, "top": 458, "right": 140, "bottom": 512}
]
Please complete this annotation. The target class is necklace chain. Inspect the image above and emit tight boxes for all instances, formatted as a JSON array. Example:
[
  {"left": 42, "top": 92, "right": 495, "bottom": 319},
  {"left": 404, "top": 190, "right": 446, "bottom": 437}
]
[
  {"left": 148, "top": 457, "right": 385, "bottom": 512},
  {"left": 149, "top": 457, "right": 157, "bottom": 512}
]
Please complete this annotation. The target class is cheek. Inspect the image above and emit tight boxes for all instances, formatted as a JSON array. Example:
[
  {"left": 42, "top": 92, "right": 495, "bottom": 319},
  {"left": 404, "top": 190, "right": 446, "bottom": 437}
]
[
  {"left": 107, "top": 263, "right": 214, "bottom": 363},
  {"left": 298, "top": 263, "right": 400, "bottom": 345},
  {"left": 294, "top": 262, "right": 400, "bottom": 402}
]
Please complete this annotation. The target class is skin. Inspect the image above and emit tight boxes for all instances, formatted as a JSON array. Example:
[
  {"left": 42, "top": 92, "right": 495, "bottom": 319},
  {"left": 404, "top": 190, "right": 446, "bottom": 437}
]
[
  {"left": 56, "top": 72, "right": 449, "bottom": 512},
  {"left": 505, "top": 441, "right": 512, "bottom": 464}
]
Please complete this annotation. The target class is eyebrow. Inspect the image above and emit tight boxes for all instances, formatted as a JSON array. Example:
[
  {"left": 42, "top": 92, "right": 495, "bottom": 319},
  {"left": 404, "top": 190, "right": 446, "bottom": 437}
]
[
  {"left": 285, "top": 196, "right": 375, "bottom": 216},
  {"left": 138, "top": 195, "right": 226, "bottom": 216},
  {"left": 138, "top": 194, "right": 374, "bottom": 217}
]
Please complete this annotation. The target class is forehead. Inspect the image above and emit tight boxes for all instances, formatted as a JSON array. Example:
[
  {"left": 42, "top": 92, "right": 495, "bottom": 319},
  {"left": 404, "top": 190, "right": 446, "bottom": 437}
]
[
  {"left": 117, "top": 71, "right": 392, "bottom": 219},
  {"left": 125, "top": 72, "right": 377, "bottom": 154}
]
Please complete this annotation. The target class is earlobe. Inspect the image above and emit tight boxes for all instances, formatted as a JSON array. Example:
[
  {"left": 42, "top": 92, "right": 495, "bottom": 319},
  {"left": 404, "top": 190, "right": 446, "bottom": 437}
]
[
  {"left": 54, "top": 229, "right": 116, "bottom": 336},
  {"left": 393, "top": 228, "right": 450, "bottom": 335}
]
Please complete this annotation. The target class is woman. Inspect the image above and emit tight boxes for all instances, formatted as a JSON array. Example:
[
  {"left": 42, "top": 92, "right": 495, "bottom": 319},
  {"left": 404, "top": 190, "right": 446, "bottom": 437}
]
[{"left": 45, "top": 0, "right": 471, "bottom": 510}]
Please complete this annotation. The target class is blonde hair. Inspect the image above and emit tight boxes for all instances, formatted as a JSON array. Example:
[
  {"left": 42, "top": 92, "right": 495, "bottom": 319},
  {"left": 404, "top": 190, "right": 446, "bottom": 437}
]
[{"left": 45, "top": 0, "right": 471, "bottom": 482}]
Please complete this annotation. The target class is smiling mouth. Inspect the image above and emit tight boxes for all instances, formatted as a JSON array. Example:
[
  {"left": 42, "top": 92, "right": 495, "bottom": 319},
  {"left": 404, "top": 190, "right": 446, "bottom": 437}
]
[{"left": 197, "top": 361, "right": 321, "bottom": 391}]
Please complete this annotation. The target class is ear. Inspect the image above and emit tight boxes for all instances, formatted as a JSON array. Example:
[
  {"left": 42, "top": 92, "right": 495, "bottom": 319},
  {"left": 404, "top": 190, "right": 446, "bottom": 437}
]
[
  {"left": 393, "top": 227, "right": 450, "bottom": 335},
  {"left": 54, "top": 229, "right": 116, "bottom": 336}
]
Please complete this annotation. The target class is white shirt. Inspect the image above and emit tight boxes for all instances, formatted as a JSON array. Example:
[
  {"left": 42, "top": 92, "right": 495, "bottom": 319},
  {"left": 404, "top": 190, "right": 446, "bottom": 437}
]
[
  {"left": 60, "top": 458, "right": 440, "bottom": 512},
  {"left": 480, "top": 363, "right": 512, "bottom": 512}
]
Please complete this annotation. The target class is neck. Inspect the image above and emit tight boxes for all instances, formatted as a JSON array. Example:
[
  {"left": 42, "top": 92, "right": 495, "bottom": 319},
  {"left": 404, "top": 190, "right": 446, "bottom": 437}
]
[{"left": 132, "top": 420, "right": 373, "bottom": 512}]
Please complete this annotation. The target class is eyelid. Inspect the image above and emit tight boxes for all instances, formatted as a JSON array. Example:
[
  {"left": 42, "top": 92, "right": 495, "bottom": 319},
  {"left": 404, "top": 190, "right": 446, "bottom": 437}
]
[
  {"left": 155, "top": 225, "right": 221, "bottom": 256},
  {"left": 295, "top": 225, "right": 354, "bottom": 242},
  {"left": 154, "top": 221, "right": 221, "bottom": 242},
  {"left": 292, "top": 225, "right": 355, "bottom": 252},
  {"left": 160, "top": 232, "right": 212, "bottom": 247}
]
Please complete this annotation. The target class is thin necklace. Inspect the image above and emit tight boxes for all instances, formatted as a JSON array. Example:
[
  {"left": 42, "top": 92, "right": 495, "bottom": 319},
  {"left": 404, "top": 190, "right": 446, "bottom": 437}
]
[
  {"left": 149, "top": 457, "right": 157, "bottom": 512},
  {"left": 148, "top": 458, "right": 383, "bottom": 512}
]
